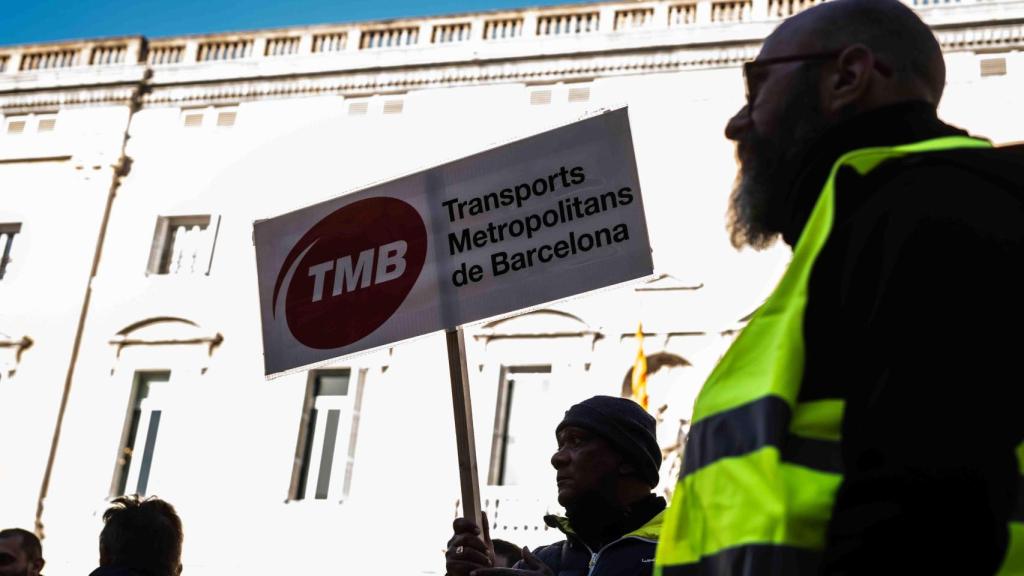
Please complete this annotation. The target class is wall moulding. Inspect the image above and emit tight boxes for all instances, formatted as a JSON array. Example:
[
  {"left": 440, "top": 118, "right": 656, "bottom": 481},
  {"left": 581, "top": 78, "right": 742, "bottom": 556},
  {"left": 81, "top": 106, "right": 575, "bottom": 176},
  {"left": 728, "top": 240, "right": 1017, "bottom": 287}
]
[
  {"left": 140, "top": 43, "right": 764, "bottom": 106},
  {"left": 136, "top": 20, "right": 1023, "bottom": 107},
  {"left": 0, "top": 19, "right": 1020, "bottom": 109},
  {"left": 0, "top": 85, "right": 139, "bottom": 113},
  {"left": 0, "top": 334, "right": 33, "bottom": 378}
]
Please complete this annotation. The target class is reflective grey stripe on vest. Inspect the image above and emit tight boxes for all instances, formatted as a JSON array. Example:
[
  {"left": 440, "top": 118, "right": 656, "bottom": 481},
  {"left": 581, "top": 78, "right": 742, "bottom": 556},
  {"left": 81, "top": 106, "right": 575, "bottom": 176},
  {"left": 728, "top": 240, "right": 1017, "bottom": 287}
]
[
  {"left": 682, "top": 396, "right": 842, "bottom": 478},
  {"left": 660, "top": 543, "right": 822, "bottom": 576},
  {"left": 1013, "top": 477, "right": 1024, "bottom": 524}
]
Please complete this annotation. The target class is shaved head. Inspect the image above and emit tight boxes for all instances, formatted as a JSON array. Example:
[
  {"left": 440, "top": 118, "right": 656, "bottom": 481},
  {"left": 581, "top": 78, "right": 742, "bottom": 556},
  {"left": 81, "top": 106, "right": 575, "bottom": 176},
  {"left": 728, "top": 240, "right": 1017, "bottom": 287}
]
[
  {"left": 772, "top": 0, "right": 945, "bottom": 103},
  {"left": 725, "top": 0, "right": 948, "bottom": 249}
]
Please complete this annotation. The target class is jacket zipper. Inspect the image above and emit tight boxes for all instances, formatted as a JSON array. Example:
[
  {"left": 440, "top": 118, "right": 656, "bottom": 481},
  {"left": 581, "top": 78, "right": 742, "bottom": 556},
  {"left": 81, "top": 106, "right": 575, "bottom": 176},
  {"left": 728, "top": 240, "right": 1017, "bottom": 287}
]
[{"left": 584, "top": 536, "right": 658, "bottom": 576}]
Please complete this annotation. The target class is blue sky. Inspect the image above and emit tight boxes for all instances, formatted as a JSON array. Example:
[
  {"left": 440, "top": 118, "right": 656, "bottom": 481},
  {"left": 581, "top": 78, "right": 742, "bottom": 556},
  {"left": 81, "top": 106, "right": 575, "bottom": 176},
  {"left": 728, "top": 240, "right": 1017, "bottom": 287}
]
[{"left": 0, "top": 0, "right": 573, "bottom": 46}]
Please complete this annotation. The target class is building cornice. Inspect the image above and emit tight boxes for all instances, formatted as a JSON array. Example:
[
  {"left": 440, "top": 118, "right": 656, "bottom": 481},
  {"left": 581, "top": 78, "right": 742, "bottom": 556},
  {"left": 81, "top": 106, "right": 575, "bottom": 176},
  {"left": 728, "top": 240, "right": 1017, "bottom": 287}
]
[
  {"left": 1, "top": 0, "right": 1023, "bottom": 110},
  {"left": 140, "top": 18, "right": 1024, "bottom": 107},
  {"left": 140, "top": 43, "right": 763, "bottom": 105},
  {"left": 0, "top": 84, "right": 140, "bottom": 111}
]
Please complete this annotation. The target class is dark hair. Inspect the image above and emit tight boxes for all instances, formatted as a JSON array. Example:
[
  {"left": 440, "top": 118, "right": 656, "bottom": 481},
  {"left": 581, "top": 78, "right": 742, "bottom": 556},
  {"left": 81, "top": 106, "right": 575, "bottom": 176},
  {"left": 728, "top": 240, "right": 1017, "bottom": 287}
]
[
  {"left": 100, "top": 495, "right": 183, "bottom": 576},
  {"left": 0, "top": 528, "right": 42, "bottom": 564}
]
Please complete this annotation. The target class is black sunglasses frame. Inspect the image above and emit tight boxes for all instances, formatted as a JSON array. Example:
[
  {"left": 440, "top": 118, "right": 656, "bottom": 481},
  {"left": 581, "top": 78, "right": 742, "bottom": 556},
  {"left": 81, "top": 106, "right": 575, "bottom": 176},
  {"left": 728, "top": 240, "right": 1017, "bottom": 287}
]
[
  {"left": 742, "top": 50, "right": 893, "bottom": 111},
  {"left": 742, "top": 51, "right": 843, "bottom": 110}
]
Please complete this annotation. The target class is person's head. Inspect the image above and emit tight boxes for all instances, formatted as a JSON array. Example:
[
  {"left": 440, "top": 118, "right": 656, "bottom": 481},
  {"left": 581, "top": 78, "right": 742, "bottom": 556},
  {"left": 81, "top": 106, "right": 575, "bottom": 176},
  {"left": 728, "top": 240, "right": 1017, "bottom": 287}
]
[
  {"left": 550, "top": 395, "right": 661, "bottom": 512},
  {"left": 491, "top": 539, "right": 522, "bottom": 568},
  {"left": 99, "top": 496, "right": 183, "bottom": 576},
  {"left": 724, "top": 0, "right": 946, "bottom": 249},
  {"left": 0, "top": 528, "right": 44, "bottom": 576}
]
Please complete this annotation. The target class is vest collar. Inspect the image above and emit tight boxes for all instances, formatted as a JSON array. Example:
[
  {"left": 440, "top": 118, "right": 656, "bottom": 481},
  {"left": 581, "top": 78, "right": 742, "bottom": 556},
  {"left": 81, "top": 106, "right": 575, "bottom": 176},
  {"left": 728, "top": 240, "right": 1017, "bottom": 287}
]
[{"left": 781, "top": 101, "right": 967, "bottom": 247}]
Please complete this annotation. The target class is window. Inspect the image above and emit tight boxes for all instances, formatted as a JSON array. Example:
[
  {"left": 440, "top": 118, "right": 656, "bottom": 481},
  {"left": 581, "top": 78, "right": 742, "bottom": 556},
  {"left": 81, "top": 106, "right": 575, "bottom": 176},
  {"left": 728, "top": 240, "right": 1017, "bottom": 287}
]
[
  {"left": 568, "top": 85, "right": 591, "bottom": 103},
  {"left": 5, "top": 117, "right": 26, "bottom": 134},
  {"left": 215, "top": 108, "right": 237, "bottom": 127},
  {"left": 180, "top": 106, "right": 238, "bottom": 129},
  {"left": 488, "top": 366, "right": 560, "bottom": 485},
  {"left": 147, "top": 215, "right": 220, "bottom": 276},
  {"left": 36, "top": 114, "right": 57, "bottom": 132},
  {"left": 346, "top": 96, "right": 406, "bottom": 116},
  {"left": 530, "top": 89, "right": 552, "bottom": 106},
  {"left": 0, "top": 223, "right": 21, "bottom": 280},
  {"left": 529, "top": 83, "right": 593, "bottom": 107},
  {"left": 112, "top": 371, "right": 170, "bottom": 496},
  {"left": 980, "top": 57, "right": 1008, "bottom": 77},
  {"left": 290, "top": 369, "right": 365, "bottom": 501},
  {"left": 4, "top": 113, "right": 57, "bottom": 134},
  {"left": 182, "top": 109, "right": 205, "bottom": 128}
]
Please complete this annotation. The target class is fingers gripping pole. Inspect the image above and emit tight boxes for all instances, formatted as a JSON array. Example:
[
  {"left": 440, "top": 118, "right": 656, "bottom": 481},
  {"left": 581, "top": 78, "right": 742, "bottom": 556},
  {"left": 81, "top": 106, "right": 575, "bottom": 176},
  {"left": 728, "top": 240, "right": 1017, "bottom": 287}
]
[{"left": 447, "top": 327, "right": 482, "bottom": 527}]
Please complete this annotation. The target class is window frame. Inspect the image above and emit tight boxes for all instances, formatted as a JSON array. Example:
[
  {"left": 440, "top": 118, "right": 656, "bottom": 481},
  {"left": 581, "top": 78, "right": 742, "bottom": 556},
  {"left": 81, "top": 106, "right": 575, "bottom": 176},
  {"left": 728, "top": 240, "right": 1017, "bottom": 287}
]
[
  {"left": 146, "top": 214, "right": 221, "bottom": 276},
  {"left": 488, "top": 365, "right": 554, "bottom": 486},
  {"left": 3, "top": 112, "right": 58, "bottom": 135},
  {"left": 110, "top": 370, "right": 172, "bottom": 497},
  {"left": 0, "top": 222, "right": 22, "bottom": 280},
  {"left": 288, "top": 368, "right": 367, "bottom": 503},
  {"left": 179, "top": 105, "right": 239, "bottom": 130}
]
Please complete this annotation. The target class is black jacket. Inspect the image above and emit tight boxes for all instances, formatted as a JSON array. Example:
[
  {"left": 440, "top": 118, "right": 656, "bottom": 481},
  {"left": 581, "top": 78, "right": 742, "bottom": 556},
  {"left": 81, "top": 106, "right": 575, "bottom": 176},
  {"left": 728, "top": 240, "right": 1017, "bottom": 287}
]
[
  {"left": 88, "top": 568, "right": 149, "bottom": 576},
  {"left": 787, "top": 102, "right": 1024, "bottom": 575},
  {"left": 515, "top": 496, "right": 665, "bottom": 576}
]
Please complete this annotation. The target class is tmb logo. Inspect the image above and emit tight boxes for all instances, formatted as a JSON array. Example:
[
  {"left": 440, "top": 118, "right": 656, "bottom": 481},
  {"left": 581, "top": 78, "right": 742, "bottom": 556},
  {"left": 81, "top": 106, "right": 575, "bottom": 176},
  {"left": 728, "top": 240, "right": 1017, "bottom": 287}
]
[{"left": 272, "top": 197, "right": 427, "bottom": 349}]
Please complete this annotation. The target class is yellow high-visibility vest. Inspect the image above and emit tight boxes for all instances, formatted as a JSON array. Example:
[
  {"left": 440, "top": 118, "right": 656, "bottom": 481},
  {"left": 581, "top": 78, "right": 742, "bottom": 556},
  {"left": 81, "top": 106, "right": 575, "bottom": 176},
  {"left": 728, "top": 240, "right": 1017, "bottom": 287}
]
[{"left": 653, "top": 136, "right": 1024, "bottom": 575}]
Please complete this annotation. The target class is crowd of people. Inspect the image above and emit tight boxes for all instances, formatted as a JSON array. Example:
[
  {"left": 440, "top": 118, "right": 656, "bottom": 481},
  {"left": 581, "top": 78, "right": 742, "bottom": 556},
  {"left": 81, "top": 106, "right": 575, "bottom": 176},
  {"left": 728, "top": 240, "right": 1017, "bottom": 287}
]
[{"left": 1, "top": 496, "right": 183, "bottom": 576}]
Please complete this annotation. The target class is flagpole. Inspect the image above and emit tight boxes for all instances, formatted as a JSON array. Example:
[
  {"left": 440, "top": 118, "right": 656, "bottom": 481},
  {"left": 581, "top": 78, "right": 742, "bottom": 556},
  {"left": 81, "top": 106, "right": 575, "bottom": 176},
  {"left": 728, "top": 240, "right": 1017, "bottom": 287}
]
[{"left": 446, "top": 327, "right": 482, "bottom": 528}]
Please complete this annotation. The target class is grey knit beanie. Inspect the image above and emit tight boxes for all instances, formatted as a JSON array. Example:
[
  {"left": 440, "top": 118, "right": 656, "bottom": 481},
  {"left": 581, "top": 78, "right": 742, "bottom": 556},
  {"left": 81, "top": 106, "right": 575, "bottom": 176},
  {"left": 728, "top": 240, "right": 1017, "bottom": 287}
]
[{"left": 555, "top": 395, "right": 661, "bottom": 487}]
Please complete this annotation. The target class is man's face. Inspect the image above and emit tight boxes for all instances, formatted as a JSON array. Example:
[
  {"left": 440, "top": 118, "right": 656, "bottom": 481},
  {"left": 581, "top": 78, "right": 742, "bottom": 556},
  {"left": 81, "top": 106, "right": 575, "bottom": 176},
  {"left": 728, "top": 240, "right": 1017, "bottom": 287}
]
[
  {"left": 724, "top": 31, "right": 834, "bottom": 249},
  {"left": 0, "top": 537, "right": 40, "bottom": 576},
  {"left": 550, "top": 426, "right": 623, "bottom": 509}
]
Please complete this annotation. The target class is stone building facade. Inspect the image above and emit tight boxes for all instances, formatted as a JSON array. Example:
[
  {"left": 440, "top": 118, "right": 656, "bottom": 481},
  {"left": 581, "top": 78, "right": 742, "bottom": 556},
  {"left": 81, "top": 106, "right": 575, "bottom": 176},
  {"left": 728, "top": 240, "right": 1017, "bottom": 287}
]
[{"left": 1, "top": 0, "right": 1022, "bottom": 573}]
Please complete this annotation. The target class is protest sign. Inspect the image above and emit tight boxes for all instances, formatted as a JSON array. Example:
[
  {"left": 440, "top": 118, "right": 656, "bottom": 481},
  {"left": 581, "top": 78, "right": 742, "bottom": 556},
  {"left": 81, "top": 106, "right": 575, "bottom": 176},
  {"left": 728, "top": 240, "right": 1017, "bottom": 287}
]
[{"left": 255, "top": 107, "right": 653, "bottom": 376}]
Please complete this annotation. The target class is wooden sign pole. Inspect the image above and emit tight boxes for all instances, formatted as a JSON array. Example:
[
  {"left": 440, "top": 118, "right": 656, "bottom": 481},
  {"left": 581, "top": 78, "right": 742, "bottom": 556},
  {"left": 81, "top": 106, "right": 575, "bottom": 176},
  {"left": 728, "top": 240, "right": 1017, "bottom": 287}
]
[{"left": 446, "top": 327, "right": 482, "bottom": 527}]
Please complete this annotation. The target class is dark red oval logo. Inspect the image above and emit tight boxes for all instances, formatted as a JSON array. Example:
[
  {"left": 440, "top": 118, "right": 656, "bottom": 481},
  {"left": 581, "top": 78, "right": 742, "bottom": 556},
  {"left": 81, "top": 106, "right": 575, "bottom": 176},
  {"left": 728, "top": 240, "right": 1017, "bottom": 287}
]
[{"left": 272, "top": 197, "right": 427, "bottom": 349}]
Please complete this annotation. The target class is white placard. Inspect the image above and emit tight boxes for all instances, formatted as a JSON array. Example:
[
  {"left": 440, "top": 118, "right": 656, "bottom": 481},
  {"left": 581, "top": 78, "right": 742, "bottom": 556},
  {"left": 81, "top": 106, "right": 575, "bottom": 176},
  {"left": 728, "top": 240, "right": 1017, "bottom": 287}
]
[{"left": 255, "top": 107, "right": 652, "bottom": 376}]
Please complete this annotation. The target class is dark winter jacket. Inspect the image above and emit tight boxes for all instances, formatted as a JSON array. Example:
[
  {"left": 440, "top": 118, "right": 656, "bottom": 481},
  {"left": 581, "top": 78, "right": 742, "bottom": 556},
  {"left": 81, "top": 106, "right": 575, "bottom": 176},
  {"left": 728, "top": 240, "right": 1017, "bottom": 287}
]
[
  {"left": 88, "top": 567, "right": 149, "bottom": 576},
  {"left": 782, "top": 102, "right": 1024, "bottom": 575},
  {"left": 514, "top": 496, "right": 665, "bottom": 576}
]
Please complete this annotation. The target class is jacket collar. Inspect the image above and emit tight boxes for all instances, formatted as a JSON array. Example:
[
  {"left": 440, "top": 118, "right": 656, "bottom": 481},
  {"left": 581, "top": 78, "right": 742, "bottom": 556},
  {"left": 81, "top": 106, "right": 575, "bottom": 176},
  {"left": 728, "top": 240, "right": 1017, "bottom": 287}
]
[
  {"left": 780, "top": 101, "right": 969, "bottom": 246},
  {"left": 543, "top": 496, "right": 666, "bottom": 546},
  {"left": 88, "top": 568, "right": 147, "bottom": 576}
]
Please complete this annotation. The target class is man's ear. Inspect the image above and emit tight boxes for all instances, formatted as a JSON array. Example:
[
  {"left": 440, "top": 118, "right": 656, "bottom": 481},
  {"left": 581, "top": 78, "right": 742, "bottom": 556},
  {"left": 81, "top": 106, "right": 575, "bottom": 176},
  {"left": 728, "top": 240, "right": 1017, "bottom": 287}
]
[
  {"left": 825, "top": 44, "right": 875, "bottom": 114},
  {"left": 31, "top": 556, "right": 45, "bottom": 575}
]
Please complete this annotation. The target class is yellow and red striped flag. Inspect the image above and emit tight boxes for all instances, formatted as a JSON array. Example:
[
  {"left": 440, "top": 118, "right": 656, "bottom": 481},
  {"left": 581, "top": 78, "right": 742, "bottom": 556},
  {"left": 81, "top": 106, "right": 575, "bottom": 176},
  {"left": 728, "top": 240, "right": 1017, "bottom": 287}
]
[{"left": 631, "top": 322, "right": 649, "bottom": 410}]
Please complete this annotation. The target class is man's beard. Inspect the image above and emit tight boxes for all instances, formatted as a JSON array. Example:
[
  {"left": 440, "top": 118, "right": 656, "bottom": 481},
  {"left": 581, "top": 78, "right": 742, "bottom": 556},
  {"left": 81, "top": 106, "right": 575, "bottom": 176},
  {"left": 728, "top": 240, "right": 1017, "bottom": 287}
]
[{"left": 727, "top": 68, "right": 830, "bottom": 250}]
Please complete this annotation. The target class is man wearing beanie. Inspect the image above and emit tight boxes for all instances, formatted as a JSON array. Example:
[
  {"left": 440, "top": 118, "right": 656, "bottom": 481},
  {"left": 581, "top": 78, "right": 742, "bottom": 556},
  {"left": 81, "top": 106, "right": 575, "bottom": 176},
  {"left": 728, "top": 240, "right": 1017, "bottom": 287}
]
[{"left": 445, "top": 395, "right": 666, "bottom": 576}]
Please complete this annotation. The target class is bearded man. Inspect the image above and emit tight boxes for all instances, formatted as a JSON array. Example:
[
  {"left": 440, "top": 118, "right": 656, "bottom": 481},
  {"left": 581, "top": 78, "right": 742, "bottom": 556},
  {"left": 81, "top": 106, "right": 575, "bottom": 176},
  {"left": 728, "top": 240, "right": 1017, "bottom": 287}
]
[{"left": 655, "top": 0, "right": 1024, "bottom": 574}]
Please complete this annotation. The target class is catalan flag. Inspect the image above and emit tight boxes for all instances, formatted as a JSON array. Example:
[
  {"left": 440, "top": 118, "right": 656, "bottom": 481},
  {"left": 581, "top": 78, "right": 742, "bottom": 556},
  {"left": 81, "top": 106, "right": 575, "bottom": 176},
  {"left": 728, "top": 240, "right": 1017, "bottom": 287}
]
[{"left": 631, "top": 323, "right": 649, "bottom": 410}]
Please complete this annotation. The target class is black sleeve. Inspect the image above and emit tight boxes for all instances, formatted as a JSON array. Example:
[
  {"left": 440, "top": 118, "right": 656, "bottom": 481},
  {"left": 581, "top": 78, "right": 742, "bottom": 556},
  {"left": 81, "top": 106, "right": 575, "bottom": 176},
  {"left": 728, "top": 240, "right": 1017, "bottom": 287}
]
[
  {"left": 512, "top": 541, "right": 562, "bottom": 572},
  {"left": 821, "top": 164, "right": 1024, "bottom": 575}
]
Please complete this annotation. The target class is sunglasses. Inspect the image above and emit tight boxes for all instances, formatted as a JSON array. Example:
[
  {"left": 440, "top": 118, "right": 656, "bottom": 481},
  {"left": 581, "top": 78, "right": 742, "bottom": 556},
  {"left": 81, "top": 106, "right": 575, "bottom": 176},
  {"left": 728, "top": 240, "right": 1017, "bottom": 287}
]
[{"left": 743, "top": 50, "right": 893, "bottom": 111}]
